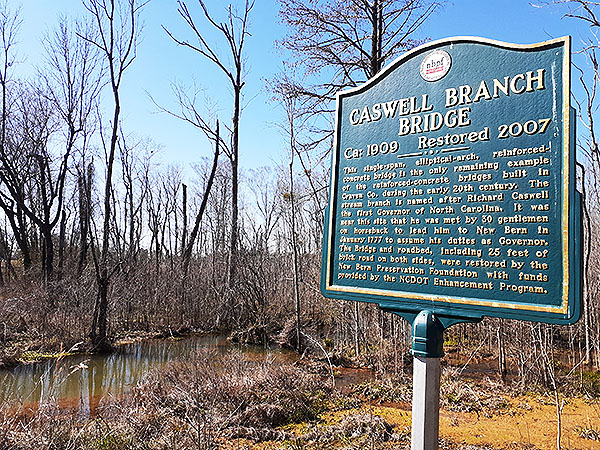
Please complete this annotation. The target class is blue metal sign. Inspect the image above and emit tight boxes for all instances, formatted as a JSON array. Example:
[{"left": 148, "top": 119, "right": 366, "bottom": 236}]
[{"left": 320, "top": 37, "right": 581, "bottom": 324}]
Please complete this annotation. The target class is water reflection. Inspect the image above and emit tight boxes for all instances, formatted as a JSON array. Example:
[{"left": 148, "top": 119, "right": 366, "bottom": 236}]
[{"left": 0, "top": 335, "right": 291, "bottom": 416}]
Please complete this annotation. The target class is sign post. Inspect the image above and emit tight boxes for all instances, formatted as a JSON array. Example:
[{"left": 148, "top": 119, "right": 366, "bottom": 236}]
[
  {"left": 410, "top": 311, "right": 443, "bottom": 450},
  {"left": 320, "top": 37, "right": 581, "bottom": 449}
]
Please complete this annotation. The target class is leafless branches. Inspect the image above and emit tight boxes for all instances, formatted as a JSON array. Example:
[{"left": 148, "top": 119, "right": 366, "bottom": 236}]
[
  {"left": 277, "top": 0, "right": 442, "bottom": 108},
  {"left": 81, "top": 0, "right": 148, "bottom": 350},
  {"left": 164, "top": 0, "right": 255, "bottom": 292}
]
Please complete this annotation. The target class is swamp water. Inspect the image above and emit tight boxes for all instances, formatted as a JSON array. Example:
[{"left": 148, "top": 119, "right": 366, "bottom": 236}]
[
  {"left": 0, "top": 335, "right": 299, "bottom": 416},
  {"left": 0, "top": 335, "right": 374, "bottom": 417}
]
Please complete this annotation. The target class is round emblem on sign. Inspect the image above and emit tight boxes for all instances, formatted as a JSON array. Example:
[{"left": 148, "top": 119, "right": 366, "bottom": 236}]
[{"left": 419, "top": 49, "right": 451, "bottom": 82}]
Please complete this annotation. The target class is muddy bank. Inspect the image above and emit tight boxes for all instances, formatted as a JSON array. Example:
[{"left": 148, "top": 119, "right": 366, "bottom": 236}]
[{"left": 0, "top": 327, "right": 196, "bottom": 370}]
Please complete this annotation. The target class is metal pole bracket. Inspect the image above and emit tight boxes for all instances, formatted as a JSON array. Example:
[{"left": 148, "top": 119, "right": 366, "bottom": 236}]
[{"left": 411, "top": 310, "right": 445, "bottom": 358}]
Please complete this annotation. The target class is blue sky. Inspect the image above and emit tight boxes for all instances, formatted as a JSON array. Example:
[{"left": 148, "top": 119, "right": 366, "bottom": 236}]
[{"left": 17, "top": 1, "right": 587, "bottom": 179}]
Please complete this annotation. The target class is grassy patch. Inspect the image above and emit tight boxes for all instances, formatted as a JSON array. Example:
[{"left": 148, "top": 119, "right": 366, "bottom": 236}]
[
  {"left": 17, "top": 350, "right": 75, "bottom": 363},
  {"left": 93, "top": 433, "right": 133, "bottom": 450},
  {"left": 350, "top": 377, "right": 411, "bottom": 404},
  {"left": 575, "top": 369, "right": 600, "bottom": 397}
]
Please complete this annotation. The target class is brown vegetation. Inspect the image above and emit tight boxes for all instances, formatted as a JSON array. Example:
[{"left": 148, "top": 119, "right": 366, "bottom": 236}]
[
  {"left": 0, "top": 0, "right": 593, "bottom": 389},
  {"left": 0, "top": 350, "right": 331, "bottom": 449},
  {"left": 3, "top": 349, "right": 600, "bottom": 449}
]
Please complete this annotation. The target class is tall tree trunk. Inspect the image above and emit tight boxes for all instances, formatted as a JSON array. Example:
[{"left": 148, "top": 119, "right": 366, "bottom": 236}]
[
  {"left": 181, "top": 183, "right": 188, "bottom": 256},
  {"left": 128, "top": 173, "right": 136, "bottom": 264},
  {"left": 182, "top": 122, "right": 220, "bottom": 277},
  {"left": 77, "top": 164, "right": 92, "bottom": 278},
  {"left": 92, "top": 90, "right": 120, "bottom": 349},
  {"left": 289, "top": 134, "right": 302, "bottom": 353},
  {"left": 497, "top": 321, "right": 507, "bottom": 381},
  {"left": 42, "top": 227, "right": 54, "bottom": 284},
  {"left": 370, "top": 0, "right": 380, "bottom": 77},
  {"left": 228, "top": 84, "right": 241, "bottom": 293},
  {"left": 84, "top": 0, "right": 146, "bottom": 351},
  {"left": 58, "top": 210, "right": 67, "bottom": 278},
  {"left": 581, "top": 167, "right": 592, "bottom": 364}
]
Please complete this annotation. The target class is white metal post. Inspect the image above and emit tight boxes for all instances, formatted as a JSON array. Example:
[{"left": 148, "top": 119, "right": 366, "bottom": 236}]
[{"left": 411, "top": 355, "right": 441, "bottom": 450}]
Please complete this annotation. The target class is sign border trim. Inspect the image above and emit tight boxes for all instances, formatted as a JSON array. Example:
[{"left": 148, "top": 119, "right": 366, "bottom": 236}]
[{"left": 324, "top": 36, "right": 572, "bottom": 316}]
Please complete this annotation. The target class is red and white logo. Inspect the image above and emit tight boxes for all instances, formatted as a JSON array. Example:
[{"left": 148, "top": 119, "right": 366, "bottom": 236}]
[{"left": 419, "top": 50, "right": 451, "bottom": 82}]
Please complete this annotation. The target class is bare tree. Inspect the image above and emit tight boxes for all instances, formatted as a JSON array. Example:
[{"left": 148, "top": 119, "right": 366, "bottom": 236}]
[
  {"left": 164, "top": 0, "right": 254, "bottom": 292},
  {"left": 182, "top": 122, "right": 220, "bottom": 277},
  {"left": 0, "top": 3, "right": 33, "bottom": 273},
  {"left": 117, "top": 133, "right": 153, "bottom": 265},
  {"left": 8, "top": 84, "right": 57, "bottom": 282},
  {"left": 273, "top": 68, "right": 309, "bottom": 352},
  {"left": 38, "top": 19, "right": 101, "bottom": 281},
  {"left": 283, "top": 104, "right": 303, "bottom": 353},
  {"left": 246, "top": 166, "right": 282, "bottom": 252},
  {"left": 76, "top": 158, "right": 94, "bottom": 277},
  {"left": 538, "top": 0, "right": 600, "bottom": 365},
  {"left": 145, "top": 169, "right": 168, "bottom": 275},
  {"left": 269, "top": 66, "right": 329, "bottom": 236},
  {"left": 277, "top": 0, "right": 442, "bottom": 117},
  {"left": 80, "top": 0, "right": 147, "bottom": 350}
]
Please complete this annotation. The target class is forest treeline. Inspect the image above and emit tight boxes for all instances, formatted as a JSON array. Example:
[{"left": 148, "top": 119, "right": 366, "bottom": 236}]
[{"left": 0, "top": 0, "right": 599, "bottom": 389}]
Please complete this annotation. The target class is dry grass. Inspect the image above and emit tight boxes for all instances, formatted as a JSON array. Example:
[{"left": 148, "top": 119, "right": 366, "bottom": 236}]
[
  {"left": 0, "top": 349, "right": 411, "bottom": 449},
  {"left": 3, "top": 350, "right": 600, "bottom": 450},
  {"left": 0, "top": 348, "right": 331, "bottom": 449}
]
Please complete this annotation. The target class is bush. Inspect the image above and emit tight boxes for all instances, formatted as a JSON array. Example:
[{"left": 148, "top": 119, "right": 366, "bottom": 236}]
[{"left": 110, "top": 348, "right": 331, "bottom": 446}]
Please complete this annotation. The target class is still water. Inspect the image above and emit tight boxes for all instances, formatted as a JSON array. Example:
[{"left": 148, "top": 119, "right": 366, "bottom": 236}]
[{"left": 0, "top": 335, "right": 298, "bottom": 416}]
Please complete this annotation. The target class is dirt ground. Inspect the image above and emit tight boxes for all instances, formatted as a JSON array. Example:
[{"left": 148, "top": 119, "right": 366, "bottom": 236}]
[{"left": 222, "top": 395, "right": 600, "bottom": 449}]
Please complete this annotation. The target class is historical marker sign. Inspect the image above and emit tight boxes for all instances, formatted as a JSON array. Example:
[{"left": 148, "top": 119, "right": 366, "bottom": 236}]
[{"left": 320, "top": 37, "right": 581, "bottom": 324}]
